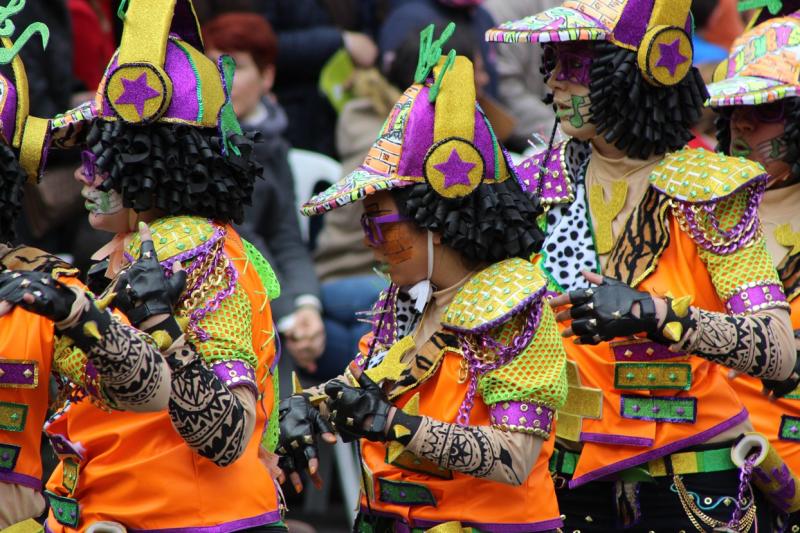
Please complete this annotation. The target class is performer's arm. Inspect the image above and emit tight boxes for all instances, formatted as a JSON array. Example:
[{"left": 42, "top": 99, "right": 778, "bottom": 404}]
[{"left": 163, "top": 339, "right": 256, "bottom": 466}]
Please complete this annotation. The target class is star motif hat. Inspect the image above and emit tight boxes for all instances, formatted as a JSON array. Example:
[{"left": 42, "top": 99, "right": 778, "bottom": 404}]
[
  {"left": 0, "top": 0, "right": 52, "bottom": 182},
  {"left": 302, "top": 23, "right": 514, "bottom": 216},
  {"left": 485, "top": 0, "right": 695, "bottom": 87},
  {"left": 706, "top": 12, "right": 800, "bottom": 107},
  {"left": 50, "top": 0, "right": 242, "bottom": 154}
]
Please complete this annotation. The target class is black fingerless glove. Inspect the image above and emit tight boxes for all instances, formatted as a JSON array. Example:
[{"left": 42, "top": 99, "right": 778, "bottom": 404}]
[
  {"left": 277, "top": 394, "right": 334, "bottom": 476},
  {"left": 567, "top": 276, "right": 659, "bottom": 344}
]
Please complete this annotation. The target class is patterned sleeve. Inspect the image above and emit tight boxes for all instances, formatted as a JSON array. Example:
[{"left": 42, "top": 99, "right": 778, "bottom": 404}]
[{"left": 477, "top": 303, "right": 568, "bottom": 438}]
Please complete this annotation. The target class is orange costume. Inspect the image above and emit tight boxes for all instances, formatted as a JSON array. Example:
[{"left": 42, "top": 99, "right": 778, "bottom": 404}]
[{"left": 44, "top": 218, "right": 282, "bottom": 531}]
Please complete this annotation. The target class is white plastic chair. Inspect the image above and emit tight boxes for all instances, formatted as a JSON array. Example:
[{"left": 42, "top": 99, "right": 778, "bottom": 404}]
[{"left": 287, "top": 149, "right": 342, "bottom": 242}]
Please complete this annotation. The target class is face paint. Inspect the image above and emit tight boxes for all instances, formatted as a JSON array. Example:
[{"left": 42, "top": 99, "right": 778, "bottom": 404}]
[
  {"left": 547, "top": 45, "right": 593, "bottom": 86},
  {"left": 377, "top": 221, "right": 418, "bottom": 266},
  {"left": 730, "top": 137, "right": 753, "bottom": 158},
  {"left": 84, "top": 187, "right": 124, "bottom": 215},
  {"left": 556, "top": 95, "right": 591, "bottom": 129}
]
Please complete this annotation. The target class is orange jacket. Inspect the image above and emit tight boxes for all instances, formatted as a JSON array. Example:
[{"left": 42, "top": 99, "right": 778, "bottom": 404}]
[
  {"left": 567, "top": 217, "right": 748, "bottom": 486},
  {"left": 359, "top": 353, "right": 561, "bottom": 532},
  {"left": 45, "top": 224, "right": 281, "bottom": 531}
]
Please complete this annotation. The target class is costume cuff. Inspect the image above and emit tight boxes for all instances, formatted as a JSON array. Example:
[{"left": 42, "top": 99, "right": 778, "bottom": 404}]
[
  {"left": 211, "top": 359, "right": 258, "bottom": 395},
  {"left": 489, "top": 400, "right": 554, "bottom": 439},
  {"left": 724, "top": 282, "right": 789, "bottom": 315}
]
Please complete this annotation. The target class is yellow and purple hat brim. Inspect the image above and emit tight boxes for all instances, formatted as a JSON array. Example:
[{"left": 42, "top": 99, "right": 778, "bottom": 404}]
[
  {"left": 485, "top": 6, "right": 611, "bottom": 44},
  {"left": 301, "top": 167, "right": 418, "bottom": 216},
  {"left": 706, "top": 76, "right": 800, "bottom": 107}
]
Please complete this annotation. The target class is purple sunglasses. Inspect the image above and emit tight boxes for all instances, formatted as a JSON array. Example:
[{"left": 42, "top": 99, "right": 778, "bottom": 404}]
[
  {"left": 360, "top": 213, "right": 411, "bottom": 245},
  {"left": 80, "top": 150, "right": 103, "bottom": 187}
]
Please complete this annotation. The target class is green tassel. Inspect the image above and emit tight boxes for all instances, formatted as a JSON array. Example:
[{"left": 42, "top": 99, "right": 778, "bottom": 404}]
[
  {"left": 413, "top": 21, "right": 456, "bottom": 86},
  {"left": 218, "top": 55, "right": 244, "bottom": 157},
  {"left": 738, "top": 0, "right": 782, "bottom": 14}
]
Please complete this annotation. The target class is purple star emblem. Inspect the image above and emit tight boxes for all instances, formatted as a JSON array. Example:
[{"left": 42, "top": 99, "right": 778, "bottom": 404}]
[
  {"left": 434, "top": 148, "right": 476, "bottom": 189},
  {"left": 656, "top": 38, "right": 688, "bottom": 77},
  {"left": 115, "top": 72, "right": 161, "bottom": 118}
]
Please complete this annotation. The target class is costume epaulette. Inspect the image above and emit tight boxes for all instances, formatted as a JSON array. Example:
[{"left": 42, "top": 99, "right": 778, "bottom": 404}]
[
  {"left": 0, "top": 245, "right": 79, "bottom": 279},
  {"left": 649, "top": 148, "right": 767, "bottom": 255},
  {"left": 442, "top": 257, "right": 546, "bottom": 334},
  {"left": 514, "top": 141, "right": 575, "bottom": 206},
  {"left": 126, "top": 216, "right": 219, "bottom": 263},
  {"left": 648, "top": 147, "right": 766, "bottom": 203}
]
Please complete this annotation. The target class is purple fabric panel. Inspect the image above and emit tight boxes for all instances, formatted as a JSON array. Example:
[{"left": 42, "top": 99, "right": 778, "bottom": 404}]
[
  {"left": 396, "top": 86, "right": 435, "bottom": 178},
  {"left": 569, "top": 407, "right": 749, "bottom": 488},
  {"left": 211, "top": 359, "right": 258, "bottom": 396},
  {"left": 172, "top": 0, "right": 203, "bottom": 49},
  {"left": 83, "top": 361, "right": 101, "bottom": 399},
  {"left": 612, "top": 0, "right": 654, "bottom": 47},
  {"left": 580, "top": 432, "right": 654, "bottom": 447},
  {"left": 0, "top": 76, "right": 17, "bottom": 144},
  {"left": 514, "top": 142, "right": 573, "bottom": 204},
  {"left": 164, "top": 40, "right": 200, "bottom": 122},
  {"left": 473, "top": 110, "right": 496, "bottom": 180},
  {"left": 612, "top": 341, "right": 685, "bottom": 362},
  {"left": 102, "top": 56, "right": 120, "bottom": 117},
  {"left": 0, "top": 470, "right": 41, "bottom": 491},
  {"left": 0, "top": 360, "right": 36, "bottom": 387},
  {"left": 47, "top": 434, "right": 85, "bottom": 460},
  {"left": 725, "top": 283, "right": 787, "bottom": 314},
  {"left": 361, "top": 508, "right": 564, "bottom": 533},
  {"left": 123, "top": 510, "right": 283, "bottom": 533}
]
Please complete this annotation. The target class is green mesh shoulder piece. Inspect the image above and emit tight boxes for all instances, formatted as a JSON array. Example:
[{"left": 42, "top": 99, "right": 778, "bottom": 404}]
[
  {"left": 181, "top": 280, "right": 259, "bottom": 368},
  {"left": 241, "top": 238, "right": 281, "bottom": 301},
  {"left": 477, "top": 302, "right": 568, "bottom": 409},
  {"left": 263, "top": 367, "right": 280, "bottom": 453},
  {"left": 699, "top": 238, "right": 782, "bottom": 305}
]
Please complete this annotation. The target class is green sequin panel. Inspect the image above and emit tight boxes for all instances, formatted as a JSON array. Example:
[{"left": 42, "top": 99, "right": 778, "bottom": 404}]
[
  {"left": 779, "top": 415, "right": 800, "bottom": 442},
  {"left": 0, "top": 401, "right": 27, "bottom": 431},
  {"left": 46, "top": 491, "right": 80, "bottom": 527},
  {"left": 614, "top": 363, "right": 692, "bottom": 390},
  {"left": 62, "top": 457, "right": 80, "bottom": 493},
  {"left": 377, "top": 478, "right": 437, "bottom": 506},
  {"left": 0, "top": 443, "right": 20, "bottom": 471},
  {"left": 620, "top": 395, "right": 696, "bottom": 423}
]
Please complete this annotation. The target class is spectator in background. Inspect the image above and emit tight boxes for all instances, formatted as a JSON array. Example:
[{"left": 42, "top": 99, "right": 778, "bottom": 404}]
[
  {"left": 379, "top": 0, "right": 499, "bottom": 97},
  {"left": 263, "top": 0, "right": 381, "bottom": 158},
  {"left": 68, "top": 0, "right": 116, "bottom": 92},
  {"left": 204, "top": 13, "right": 326, "bottom": 374},
  {"left": 484, "top": 0, "right": 557, "bottom": 152}
]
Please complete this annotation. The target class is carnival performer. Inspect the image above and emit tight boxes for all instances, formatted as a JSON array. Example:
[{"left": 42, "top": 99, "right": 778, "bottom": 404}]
[
  {"left": 0, "top": 1, "right": 188, "bottom": 529},
  {"left": 706, "top": 8, "right": 800, "bottom": 530},
  {"left": 19, "top": 0, "right": 285, "bottom": 530},
  {"left": 486, "top": 0, "right": 797, "bottom": 530},
  {"left": 277, "top": 25, "right": 568, "bottom": 533}
]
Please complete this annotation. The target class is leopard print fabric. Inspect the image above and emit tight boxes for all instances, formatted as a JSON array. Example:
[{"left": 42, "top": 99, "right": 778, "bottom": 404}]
[
  {"left": 606, "top": 186, "right": 672, "bottom": 287},
  {"left": 778, "top": 251, "right": 800, "bottom": 302},
  {"left": 0, "top": 244, "right": 79, "bottom": 277}
]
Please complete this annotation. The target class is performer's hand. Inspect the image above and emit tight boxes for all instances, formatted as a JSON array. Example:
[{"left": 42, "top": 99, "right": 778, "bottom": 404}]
[
  {"left": 276, "top": 394, "right": 336, "bottom": 493},
  {"left": 325, "top": 372, "right": 393, "bottom": 443},
  {"left": 761, "top": 331, "right": 800, "bottom": 400},
  {"left": 0, "top": 270, "right": 76, "bottom": 322},
  {"left": 550, "top": 271, "right": 661, "bottom": 345},
  {"left": 112, "top": 222, "right": 186, "bottom": 327}
]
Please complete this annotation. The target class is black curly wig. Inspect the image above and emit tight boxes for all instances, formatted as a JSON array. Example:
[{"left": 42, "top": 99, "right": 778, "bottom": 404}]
[
  {"left": 715, "top": 97, "right": 800, "bottom": 180},
  {"left": 542, "top": 41, "right": 708, "bottom": 159},
  {"left": 391, "top": 176, "right": 544, "bottom": 264},
  {"left": 85, "top": 120, "right": 262, "bottom": 224},
  {"left": 0, "top": 142, "right": 27, "bottom": 243}
]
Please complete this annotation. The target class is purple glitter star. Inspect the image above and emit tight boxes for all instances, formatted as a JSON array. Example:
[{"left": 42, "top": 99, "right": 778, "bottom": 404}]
[
  {"left": 115, "top": 72, "right": 161, "bottom": 118},
  {"left": 656, "top": 38, "right": 688, "bottom": 77},
  {"left": 434, "top": 148, "right": 476, "bottom": 189}
]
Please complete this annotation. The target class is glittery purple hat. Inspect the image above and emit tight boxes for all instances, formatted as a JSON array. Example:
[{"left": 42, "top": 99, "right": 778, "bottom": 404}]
[
  {"left": 302, "top": 26, "right": 513, "bottom": 215},
  {"left": 52, "top": 0, "right": 242, "bottom": 151},
  {"left": 486, "top": 0, "right": 695, "bottom": 86}
]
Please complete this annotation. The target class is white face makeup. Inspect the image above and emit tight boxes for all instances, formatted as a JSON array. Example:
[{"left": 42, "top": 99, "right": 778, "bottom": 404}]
[{"left": 82, "top": 186, "right": 124, "bottom": 216}]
